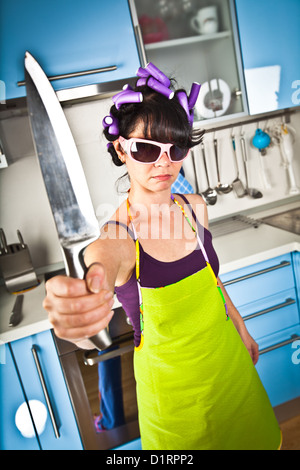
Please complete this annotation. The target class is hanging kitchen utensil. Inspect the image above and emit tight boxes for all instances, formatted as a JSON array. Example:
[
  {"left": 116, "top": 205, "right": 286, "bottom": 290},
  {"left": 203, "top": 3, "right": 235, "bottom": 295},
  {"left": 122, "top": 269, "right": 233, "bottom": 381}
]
[
  {"left": 200, "top": 142, "right": 217, "bottom": 205},
  {"left": 213, "top": 138, "right": 232, "bottom": 194},
  {"left": 9, "top": 294, "right": 24, "bottom": 327},
  {"left": 231, "top": 136, "right": 246, "bottom": 198},
  {"left": 24, "top": 52, "right": 112, "bottom": 351},
  {"left": 280, "top": 124, "right": 300, "bottom": 195},
  {"left": 240, "top": 136, "right": 263, "bottom": 199},
  {"left": 252, "top": 128, "right": 271, "bottom": 156}
]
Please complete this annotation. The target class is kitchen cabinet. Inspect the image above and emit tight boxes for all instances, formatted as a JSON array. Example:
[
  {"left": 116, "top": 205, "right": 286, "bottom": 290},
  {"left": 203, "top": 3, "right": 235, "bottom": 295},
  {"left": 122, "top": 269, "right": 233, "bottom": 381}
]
[
  {"left": 234, "top": 0, "right": 300, "bottom": 115},
  {"left": 0, "top": 0, "right": 141, "bottom": 101},
  {"left": 0, "top": 330, "right": 83, "bottom": 450},
  {"left": 134, "top": 0, "right": 247, "bottom": 122},
  {"left": 220, "top": 251, "right": 300, "bottom": 409},
  {"left": 0, "top": 343, "right": 40, "bottom": 450}
]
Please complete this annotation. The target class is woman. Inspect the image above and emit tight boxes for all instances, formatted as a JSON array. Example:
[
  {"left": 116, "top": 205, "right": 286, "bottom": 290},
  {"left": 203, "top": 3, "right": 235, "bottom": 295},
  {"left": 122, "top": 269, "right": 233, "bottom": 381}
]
[{"left": 44, "top": 63, "right": 281, "bottom": 450}]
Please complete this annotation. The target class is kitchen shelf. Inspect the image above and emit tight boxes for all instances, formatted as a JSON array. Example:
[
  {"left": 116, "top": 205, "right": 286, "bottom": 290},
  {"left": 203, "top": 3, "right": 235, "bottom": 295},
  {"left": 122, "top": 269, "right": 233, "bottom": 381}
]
[{"left": 145, "top": 31, "right": 231, "bottom": 51}]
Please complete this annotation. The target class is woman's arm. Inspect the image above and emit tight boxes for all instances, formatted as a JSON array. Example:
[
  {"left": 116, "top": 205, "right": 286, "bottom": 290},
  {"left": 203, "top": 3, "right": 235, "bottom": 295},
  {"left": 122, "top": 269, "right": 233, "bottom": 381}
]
[{"left": 217, "top": 277, "right": 259, "bottom": 365}]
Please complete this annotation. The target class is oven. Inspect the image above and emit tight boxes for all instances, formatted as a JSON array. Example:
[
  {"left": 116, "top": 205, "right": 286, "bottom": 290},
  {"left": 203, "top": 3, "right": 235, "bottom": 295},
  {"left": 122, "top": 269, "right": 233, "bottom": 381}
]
[{"left": 53, "top": 304, "right": 139, "bottom": 450}]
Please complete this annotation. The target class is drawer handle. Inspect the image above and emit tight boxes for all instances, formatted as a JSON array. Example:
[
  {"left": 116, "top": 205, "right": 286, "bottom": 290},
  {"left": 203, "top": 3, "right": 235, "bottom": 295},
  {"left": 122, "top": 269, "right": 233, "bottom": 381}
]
[
  {"left": 244, "top": 298, "right": 296, "bottom": 321},
  {"left": 17, "top": 64, "right": 117, "bottom": 86},
  {"left": 31, "top": 346, "right": 60, "bottom": 439},
  {"left": 83, "top": 343, "right": 134, "bottom": 366},
  {"left": 259, "top": 334, "right": 300, "bottom": 355},
  {"left": 223, "top": 260, "right": 291, "bottom": 286}
]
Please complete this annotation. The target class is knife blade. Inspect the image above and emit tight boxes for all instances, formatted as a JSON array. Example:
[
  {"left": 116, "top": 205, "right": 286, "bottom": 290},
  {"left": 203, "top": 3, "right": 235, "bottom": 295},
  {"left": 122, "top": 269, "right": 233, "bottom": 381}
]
[
  {"left": 24, "top": 52, "right": 112, "bottom": 351},
  {"left": 9, "top": 294, "right": 24, "bottom": 327}
]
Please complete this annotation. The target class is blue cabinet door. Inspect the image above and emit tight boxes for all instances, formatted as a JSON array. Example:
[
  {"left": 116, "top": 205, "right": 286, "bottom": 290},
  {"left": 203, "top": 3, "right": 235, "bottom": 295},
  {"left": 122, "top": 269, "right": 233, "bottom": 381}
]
[
  {"left": 292, "top": 251, "right": 300, "bottom": 305},
  {"left": 10, "top": 330, "right": 83, "bottom": 450},
  {"left": 221, "top": 251, "right": 300, "bottom": 409},
  {"left": 235, "top": 0, "right": 300, "bottom": 114},
  {"left": 0, "top": 344, "right": 40, "bottom": 450},
  {"left": 256, "top": 326, "right": 300, "bottom": 407},
  {"left": 220, "top": 253, "right": 294, "bottom": 308},
  {"left": 0, "top": 0, "right": 140, "bottom": 100}
]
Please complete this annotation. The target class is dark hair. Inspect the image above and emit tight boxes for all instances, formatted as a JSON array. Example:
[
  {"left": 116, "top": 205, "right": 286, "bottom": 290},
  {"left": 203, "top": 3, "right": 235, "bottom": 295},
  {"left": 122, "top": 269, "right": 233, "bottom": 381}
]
[{"left": 103, "top": 80, "right": 204, "bottom": 167}]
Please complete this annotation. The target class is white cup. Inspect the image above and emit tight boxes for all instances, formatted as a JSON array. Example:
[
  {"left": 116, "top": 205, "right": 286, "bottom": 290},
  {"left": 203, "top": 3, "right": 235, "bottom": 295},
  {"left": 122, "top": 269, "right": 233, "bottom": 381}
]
[{"left": 190, "top": 6, "right": 218, "bottom": 35}]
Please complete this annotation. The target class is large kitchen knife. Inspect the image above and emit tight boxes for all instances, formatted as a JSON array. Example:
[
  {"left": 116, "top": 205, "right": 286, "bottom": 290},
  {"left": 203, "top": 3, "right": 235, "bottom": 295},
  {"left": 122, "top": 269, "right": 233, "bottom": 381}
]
[{"left": 24, "top": 51, "right": 112, "bottom": 350}]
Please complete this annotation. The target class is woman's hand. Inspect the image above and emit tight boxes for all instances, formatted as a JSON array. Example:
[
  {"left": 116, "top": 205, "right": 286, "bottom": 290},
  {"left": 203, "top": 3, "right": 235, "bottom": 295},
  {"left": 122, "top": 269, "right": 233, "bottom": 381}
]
[
  {"left": 239, "top": 327, "right": 259, "bottom": 365},
  {"left": 43, "top": 263, "right": 115, "bottom": 349}
]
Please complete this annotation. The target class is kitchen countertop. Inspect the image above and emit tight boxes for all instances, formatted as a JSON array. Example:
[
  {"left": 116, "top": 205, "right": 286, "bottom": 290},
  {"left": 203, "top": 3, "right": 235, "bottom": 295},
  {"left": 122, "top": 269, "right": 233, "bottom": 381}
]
[
  {"left": 214, "top": 222, "right": 300, "bottom": 275},
  {"left": 0, "top": 278, "right": 51, "bottom": 344},
  {"left": 1, "top": 221, "right": 300, "bottom": 345}
]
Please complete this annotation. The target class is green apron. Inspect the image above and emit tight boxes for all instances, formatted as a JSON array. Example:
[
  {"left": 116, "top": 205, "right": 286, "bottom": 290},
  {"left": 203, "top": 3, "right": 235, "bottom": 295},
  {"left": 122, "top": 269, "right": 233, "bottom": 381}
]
[{"left": 128, "top": 197, "right": 281, "bottom": 450}]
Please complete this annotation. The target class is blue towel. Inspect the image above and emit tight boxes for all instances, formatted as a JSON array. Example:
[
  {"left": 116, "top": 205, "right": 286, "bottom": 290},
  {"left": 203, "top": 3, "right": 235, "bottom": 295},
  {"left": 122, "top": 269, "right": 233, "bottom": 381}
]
[{"left": 171, "top": 172, "right": 194, "bottom": 194}]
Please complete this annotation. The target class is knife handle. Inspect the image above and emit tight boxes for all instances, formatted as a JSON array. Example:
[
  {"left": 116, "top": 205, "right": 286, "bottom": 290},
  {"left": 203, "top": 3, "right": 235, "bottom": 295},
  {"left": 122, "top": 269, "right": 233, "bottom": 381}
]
[{"left": 61, "top": 244, "right": 113, "bottom": 351}]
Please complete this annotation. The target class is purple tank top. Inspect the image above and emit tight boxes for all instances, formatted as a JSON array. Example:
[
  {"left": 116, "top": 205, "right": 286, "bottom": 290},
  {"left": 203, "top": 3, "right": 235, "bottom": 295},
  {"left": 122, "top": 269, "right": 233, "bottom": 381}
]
[{"left": 114, "top": 195, "right": 219, "bottom": 347}]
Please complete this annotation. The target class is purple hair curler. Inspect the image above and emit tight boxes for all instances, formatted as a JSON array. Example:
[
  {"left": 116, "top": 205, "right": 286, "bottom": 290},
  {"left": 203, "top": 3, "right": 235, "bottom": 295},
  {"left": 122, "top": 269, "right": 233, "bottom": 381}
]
[
  {"left": 188, "top": 82, "right": 201, "bottom": 109},
  {"left": 176, "top": 91, "right": 189, "bottom": 118},
  {"left": 102, "top": 115, "right": 113, "bottom": 129},
  {"left": 136, "top": 67, "right": 151, "bottom": 78},
  {"left": 136, "top": 77, "right": 147, "bottom": 87},
  {"left": 114, "top": 90, "right": 143, "bottom": 110},
  {"left": 145, "top": 62, "right": 171, "bottom": 88},
  {"left": 147, "top": 77, "right": 174, "bottom": 99},
  {"left": 108, "top": 121, "right": 119, "bottom": 135},
  {"left": 103, "top": 114, "right": 119, "bottom": 135},
  {"left": 123, "top": 83, "right": 133, "bottom": 91}
]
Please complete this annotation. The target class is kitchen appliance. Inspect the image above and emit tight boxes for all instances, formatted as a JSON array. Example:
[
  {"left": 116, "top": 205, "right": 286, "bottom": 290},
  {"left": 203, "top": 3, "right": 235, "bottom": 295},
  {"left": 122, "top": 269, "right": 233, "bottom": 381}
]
[
  {"left": 252, "top": 128, "right": 271, "bottom": 155},
  {"left": 52, "top": 302, "right": 139, "bottom": 450},
  {"left": 24, "top": 52, "right": 111, "bottom": 351},
  {"left": 0, "top": 228, "right": 38, "bottom": 293},
  {"left": 280, "top": 125, "right": 300, "bottom": 195},
  {"left": 252, "top": 128, "right": 272, "bottom": 190}
]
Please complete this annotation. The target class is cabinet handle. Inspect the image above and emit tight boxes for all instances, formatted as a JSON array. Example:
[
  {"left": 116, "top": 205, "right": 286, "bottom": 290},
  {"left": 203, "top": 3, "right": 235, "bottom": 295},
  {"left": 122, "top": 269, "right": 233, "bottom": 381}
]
[
  {"left": 83, "top": 343, "right": 134, "bottom": 366},
  {"left": 259, "top": 334, "right": 300, "bottom": 355},
  {"left": 31, "top": 346, "right": 60, "bottom": 439},
  {"left": 17, "top": 65, "right": 117, "bottom": 86},
  {"left": 243, "top": 298, "right": 296, "bottom": 321},
  {"left": 222, "top": 260, "right": 291, "bottom": 286}
]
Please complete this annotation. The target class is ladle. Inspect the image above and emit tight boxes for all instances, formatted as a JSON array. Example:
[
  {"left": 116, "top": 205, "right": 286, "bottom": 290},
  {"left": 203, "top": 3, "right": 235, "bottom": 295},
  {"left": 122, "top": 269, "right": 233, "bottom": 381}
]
[
  {"left": 201, "top": 142, "right": 217, "bottom": 205},
  {"left": 214, "top": 138, "right": 232, "bottom": 194},
  {"left": 240, "top": 136, "right": 263, "bottom": 199},
  {"left": 231, "top": 136, "right": 246, "bottom": 198}
]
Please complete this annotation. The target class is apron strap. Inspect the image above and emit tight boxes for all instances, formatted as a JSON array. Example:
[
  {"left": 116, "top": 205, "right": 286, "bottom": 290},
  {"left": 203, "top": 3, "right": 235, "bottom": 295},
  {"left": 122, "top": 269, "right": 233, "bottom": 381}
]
[{"left": 171, "top": 194, "right": 210, "bottom": 264}]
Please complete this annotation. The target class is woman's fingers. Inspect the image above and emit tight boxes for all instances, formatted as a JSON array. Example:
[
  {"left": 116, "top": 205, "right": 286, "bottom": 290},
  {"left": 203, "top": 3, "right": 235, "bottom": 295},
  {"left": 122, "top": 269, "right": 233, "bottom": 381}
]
[{"left": 43, "top": 263, "right": 114, "bottom": 343}]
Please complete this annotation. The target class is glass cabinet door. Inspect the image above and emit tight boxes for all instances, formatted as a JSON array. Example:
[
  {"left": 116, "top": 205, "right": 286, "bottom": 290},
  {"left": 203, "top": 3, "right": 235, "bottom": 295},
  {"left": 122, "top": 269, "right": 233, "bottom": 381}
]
[{"left": 134, "top": 0, "right": 246, "bottom": 122}]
